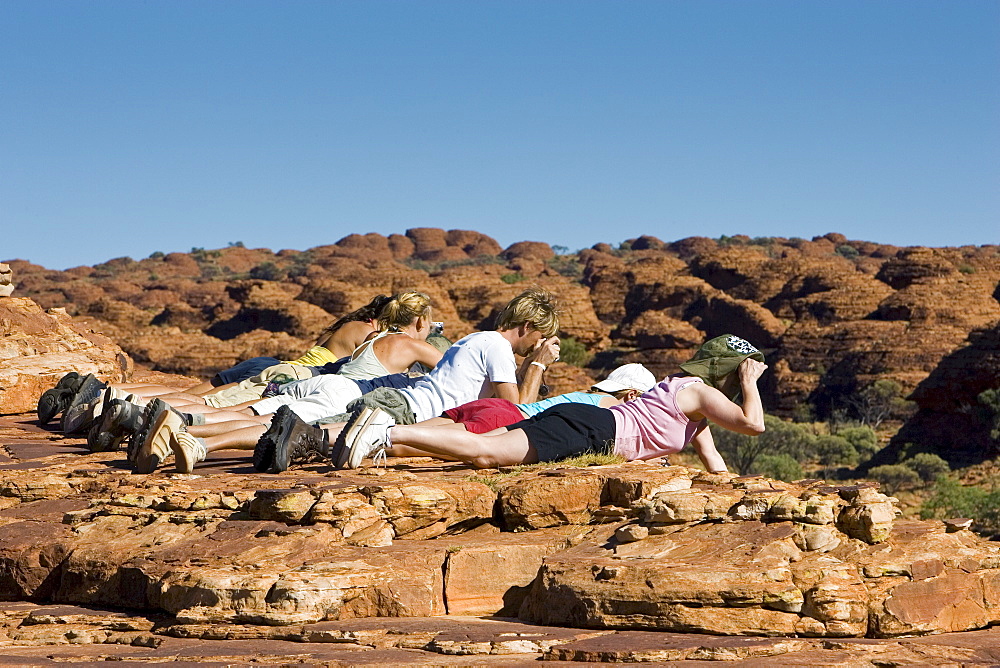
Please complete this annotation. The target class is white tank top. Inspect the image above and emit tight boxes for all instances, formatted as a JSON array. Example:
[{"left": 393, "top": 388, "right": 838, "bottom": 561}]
[{"left": 338, "top": 330, "right": 400, "bottom": 380}]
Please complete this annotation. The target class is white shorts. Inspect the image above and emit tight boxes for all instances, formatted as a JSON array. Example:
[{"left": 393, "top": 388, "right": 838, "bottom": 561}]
[{"left": 252, "top": 374, "right": 364, "bottom": 424}]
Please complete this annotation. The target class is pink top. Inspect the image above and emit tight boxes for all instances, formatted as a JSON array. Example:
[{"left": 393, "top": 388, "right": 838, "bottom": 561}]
[{"left": 609, "top": 376, "right": 706, "bottom": 460}]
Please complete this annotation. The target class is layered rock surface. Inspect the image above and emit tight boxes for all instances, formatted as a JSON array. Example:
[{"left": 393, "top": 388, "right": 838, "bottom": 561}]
[{"left": 2, "top": 409, "right": 1000, "bottom": 663}]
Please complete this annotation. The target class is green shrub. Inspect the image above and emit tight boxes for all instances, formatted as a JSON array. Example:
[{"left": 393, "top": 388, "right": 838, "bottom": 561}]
[
  {"left": 921, "top": 477, "right": 1000, "bottom": 536},
  {"left": 148, "top": 251, "right": 165, "bottom": 260},
  {"left": 249, "top": 262, "right": 286, "bottom": 281},
  {"left": 958, "top": 264, "right": 975, "bottom": 274},
  {"left": 848, "top": 379, "right": 913, "bottom": 428},
  {"left": 978, "top": 388, "right": 1000, "bottom": 443},
  {"left": 868, "top": 464, "right": 920, "bottom": 494},
  {"left": 500, "top": 272, "right": 525, "bottom": 284},
  {"left": 837, "top": 425, "right": 879, "bottom": 462},
  {"left": 546, "top": 255, "right": 584, "bottom": 279},
  {"left": 558, "top": 337, "right": 592, "bottom": 367},
  {"left": 835, "top": 244, "right": 859, "bottom": 259},
  {"left": 904, "top": 453, "right": 951, "bottom": 482},
  {"left": 713, "top": 415, "right": 816, "bottom": 475},
  {"left": 753, "top": 454, "right": 803, "bottom": 482},
  {"left": 814, "top": 435, "right": 858, "bottom": 468}
]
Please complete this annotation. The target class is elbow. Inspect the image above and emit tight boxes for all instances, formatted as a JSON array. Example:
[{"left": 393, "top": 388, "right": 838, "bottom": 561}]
[{"left": 745, "top": 421, "right": 765, "bottom": 436}]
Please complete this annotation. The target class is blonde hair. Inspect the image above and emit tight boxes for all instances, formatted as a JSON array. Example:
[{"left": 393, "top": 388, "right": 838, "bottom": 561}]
[
  {"left": 494, "top": 288, "right": 559, "bottom": 337},
  {"left": 377, "top": 291, "right": 432, "bottom": 331}
]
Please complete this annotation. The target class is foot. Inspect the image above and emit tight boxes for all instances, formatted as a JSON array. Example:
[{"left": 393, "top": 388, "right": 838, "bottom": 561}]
[
  {"left": 171, "top": 431, "right": 207, "bottom": 474},
  {"left": 62, "top": 393, "right": 107, "bottom": 435},
  {"left": 59, "top": 374, "right": 108, "bottom": 434},
  {"left": 254, "top": 405, "right": 328, "bottom": 473},
  {"left": 128, "top": 398, "right": 169, "bottom": 464},
  {"left": 336, "top": 406, "right": 395, "bottom": 470},
  {"left": 88, "top": 395, "right": 144, "bottom": 452},
  {"left": 133, "top": 406, "right": 184, "bottom": 474},
  {"left": 37, "top": 372, "right": 82, "bottom": 425}
]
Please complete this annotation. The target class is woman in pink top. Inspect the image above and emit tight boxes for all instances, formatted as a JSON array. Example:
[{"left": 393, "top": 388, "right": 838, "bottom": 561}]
[{"left": 337, "top": 335, "right": 768, "bottom": 473}]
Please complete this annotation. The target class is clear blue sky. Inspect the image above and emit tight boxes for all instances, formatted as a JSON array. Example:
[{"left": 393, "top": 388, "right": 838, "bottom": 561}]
[{"left": 3, "top": 1, "right": 998, "bottom": 270}]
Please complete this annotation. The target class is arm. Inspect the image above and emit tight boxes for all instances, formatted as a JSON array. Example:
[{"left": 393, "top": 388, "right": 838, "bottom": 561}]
[
  {"left": 492, "top": 381, "right": 520, "bottom": 403},
  {"left": 514, "top": 336, "right": 561, "bottom": 404},
  {"left": 403, "top": 339, "right": 445, "bottom": 370},
  {"left": 690, "top": 422, "right": 728, "bottom": 473},
  {"left": 677, "top": 359, "right": 768, "bottom": 436}
]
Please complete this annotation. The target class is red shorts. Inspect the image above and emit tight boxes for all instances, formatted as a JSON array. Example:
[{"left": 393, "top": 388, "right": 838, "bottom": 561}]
[{"left": 443, "top": 398, "right": 525, "bottom": 434}]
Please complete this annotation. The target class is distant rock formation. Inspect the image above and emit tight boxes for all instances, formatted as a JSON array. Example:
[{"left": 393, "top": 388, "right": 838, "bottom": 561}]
[{"left": 6, "top": 229, "right": 1000, "bottom": 461}]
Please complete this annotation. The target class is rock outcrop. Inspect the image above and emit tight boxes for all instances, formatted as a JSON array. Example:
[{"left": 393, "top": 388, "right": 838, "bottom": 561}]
[
  {"left": 0, "top": 263, "right": 12, "bottom": 298},
  {"left": 1, "top": 410, "right": 1000, "bottom": 662},
  {"left": 0, "top": 298, "right": 132, "bottom": 414}
]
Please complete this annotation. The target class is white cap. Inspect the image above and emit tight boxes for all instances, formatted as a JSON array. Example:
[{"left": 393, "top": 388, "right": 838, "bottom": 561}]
[{"left": 591, "top": 363, "right": 656, "bottom": 393}]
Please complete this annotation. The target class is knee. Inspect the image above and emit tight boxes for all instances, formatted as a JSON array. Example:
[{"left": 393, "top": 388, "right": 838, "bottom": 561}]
[{"left": 469, "top": 454, "right": 500, "bottom": 469}]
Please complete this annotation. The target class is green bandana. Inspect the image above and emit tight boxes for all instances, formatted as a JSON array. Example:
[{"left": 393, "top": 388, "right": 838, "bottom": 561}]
[{"left": 678, "top": 335, "right": 765, "bottom": 402}]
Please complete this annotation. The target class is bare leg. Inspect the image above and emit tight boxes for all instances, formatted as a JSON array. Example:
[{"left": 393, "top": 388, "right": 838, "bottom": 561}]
[
  {"left": 185, "top": 380, "right": 221, "bottom": 395},
  {"left": 197, "top": 425, "right": 269, "bottom": 453},
  {"left": 385, "top": 419, "right": 466, "bottom": 459},
  {"left": 199, "top": 408, "right": 265, "bottom": 424},
  {"left": 188, "top": 419, "right": 269, "bottom": 439},
  {"left": 113, "top": 383, "right": 187, "bottom": 398},
  {"left": 387, "top": 425, "right": 536, "bottom": 468}
]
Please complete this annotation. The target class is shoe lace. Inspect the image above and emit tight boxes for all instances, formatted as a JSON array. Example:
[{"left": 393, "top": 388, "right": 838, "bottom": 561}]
[{"left": 370, "top": 444, "right": 389, "bottom": 468}]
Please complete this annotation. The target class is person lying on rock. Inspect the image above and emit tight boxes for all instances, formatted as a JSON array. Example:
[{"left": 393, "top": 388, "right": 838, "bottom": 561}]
[
  {"left": 327, "top": 334, "right": 767, "bottom": 472},
  {"left": 37, "top": 294, "right": 392, "bottom": 430},
  {"left": 124, "top": 288, "right": 560, "bottom": 474},
  {"left": 253, "top": 362, "right": 657, "bottom": 472},
  {"left": 104, "top": 294, "right": 394, "bottom": 403},
  {"left": 92, "top": 292, "right": 442, "bottom": 473}
]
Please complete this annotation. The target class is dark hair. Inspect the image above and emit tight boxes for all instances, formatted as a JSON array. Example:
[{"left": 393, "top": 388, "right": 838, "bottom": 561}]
[{"left": 320, "top": 294, "right": 391, "bottom": 337}]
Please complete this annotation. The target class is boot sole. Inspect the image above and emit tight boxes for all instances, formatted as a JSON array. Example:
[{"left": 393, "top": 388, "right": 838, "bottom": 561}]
[
  {"left": 335, "top": 406, "right": 381, "bottom": 470},
  {"left": 60, "top": 375, "right": 106, "bottom": 433},
  {"left": 134, "top": 408, "right": 182, "bottom": 474}
]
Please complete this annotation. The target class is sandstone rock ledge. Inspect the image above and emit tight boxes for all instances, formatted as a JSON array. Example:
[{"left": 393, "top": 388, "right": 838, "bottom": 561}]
[
  {"left": 0, "top": 298, "right": 132, "bottom": 414},
  {"left": 2, "top": 413, "right": 1000, "bottom": 665}
]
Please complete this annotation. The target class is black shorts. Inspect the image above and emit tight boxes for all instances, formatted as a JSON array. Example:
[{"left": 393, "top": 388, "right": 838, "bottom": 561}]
[{"left": 507, "top": 403, "right": 617, "bottom": 463}]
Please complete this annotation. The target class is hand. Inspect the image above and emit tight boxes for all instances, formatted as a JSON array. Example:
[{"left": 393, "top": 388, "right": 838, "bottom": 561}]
[
  {"left": 737, "top": 358, "right": 768, "bottom": 384},
  {"left": 530, "top": 337, "right": 561, "bottom": 366}
]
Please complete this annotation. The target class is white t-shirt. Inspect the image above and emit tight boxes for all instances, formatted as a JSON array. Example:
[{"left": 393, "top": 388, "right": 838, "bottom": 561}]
[{"left": 401, "top": 331, "right": 518, "bottom": 422}]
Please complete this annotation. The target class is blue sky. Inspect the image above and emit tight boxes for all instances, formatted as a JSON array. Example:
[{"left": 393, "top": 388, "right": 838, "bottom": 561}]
[{"left": 3, "top": 1, "right": 998, "bottom": 270}]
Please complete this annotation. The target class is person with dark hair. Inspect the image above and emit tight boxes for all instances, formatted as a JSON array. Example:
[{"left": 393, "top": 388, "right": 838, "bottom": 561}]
[{"left": 182, "top": 293, "right": 394, "bottom": 393}]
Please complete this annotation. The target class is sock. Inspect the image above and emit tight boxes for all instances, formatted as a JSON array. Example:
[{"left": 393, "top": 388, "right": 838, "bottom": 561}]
[{"left": 181, "top": 412, "right": 206, "bottom": 426}]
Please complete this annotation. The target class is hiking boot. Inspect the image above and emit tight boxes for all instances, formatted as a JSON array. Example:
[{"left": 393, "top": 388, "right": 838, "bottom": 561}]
[
  {"left": 37, "top": 372, "right": 82, "bottom": 425},
  {"left": 257, "top": 405, "right": 329, "bottom": 474},
  {"left": 252, "top": 435, "right": 275, "bottom": 473},
  {"left": 335, "top": 406, "right": 395, "bottom": 470},
  {"left": 59, "top": 374, "right": 108, "bottom": 434},
  {"left": 62, "top": 392, "right": 108, "bottom": 436},
  {"left": 88, "top": 395, "right": 144, "bottom": 452},
  {"left": 171, "top": 431, "right": 207, "bottom": 474},
  {"left": 133, "top": 405, "right": 184, "bottom": 474},
  {"left": 128, "top": 398, "right": 168, "bottom": 464}
]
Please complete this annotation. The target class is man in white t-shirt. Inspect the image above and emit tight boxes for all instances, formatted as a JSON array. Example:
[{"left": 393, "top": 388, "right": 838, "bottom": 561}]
[{"left": 255, "top": 288, "right": 561, "bottom": 472}]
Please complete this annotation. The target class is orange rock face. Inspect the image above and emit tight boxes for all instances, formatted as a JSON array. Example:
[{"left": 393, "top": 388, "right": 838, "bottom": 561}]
[
  {"left": 6, "top": 230, "right": 1000, "bottom": 459},
  {"left": 0, "top": 298, "right": 132, "bottom": 413}
]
